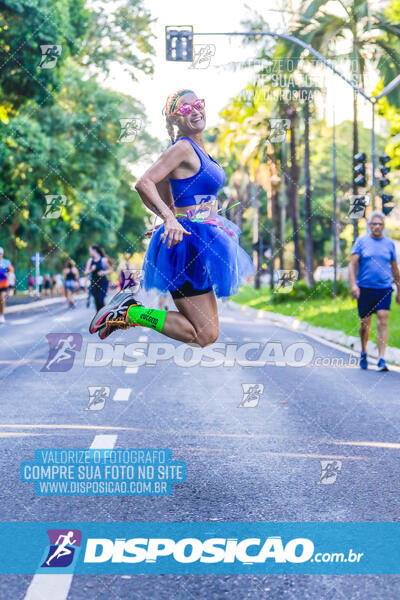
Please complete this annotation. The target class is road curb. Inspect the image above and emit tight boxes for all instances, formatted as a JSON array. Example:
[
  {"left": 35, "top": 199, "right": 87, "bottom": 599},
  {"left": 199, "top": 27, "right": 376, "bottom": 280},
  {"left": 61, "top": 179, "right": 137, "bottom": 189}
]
[
  {"left": 5, "top": 294, "right": 86, "bottom": 314},
  {"left": 230, "top": 301, "right": 400, "bottom": 366}
]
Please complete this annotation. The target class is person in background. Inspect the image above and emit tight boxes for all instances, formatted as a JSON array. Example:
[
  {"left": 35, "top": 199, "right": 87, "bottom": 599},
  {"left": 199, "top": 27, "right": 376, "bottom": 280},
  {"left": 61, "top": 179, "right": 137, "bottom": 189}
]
[
  {"left": 7, "top": 269, "right": 16, "bottom": 296},
  {"left": 62, "top": 260, "right": 80, "bottom": 309},
  {"left": 43, "top": 274, "right": 52, "bottom": 297},
  {"left": 51, "top": 274, "right": 58, "bottom": 296},
  {"left": 349, "top": 210, "right": 400, "bottom": 372},
  {"left": 85, "top": 245, "right": 112, "bottom": 312},
  {"left": 28, "top": 274, "right": 35, "bottom": 295},
  {"left": 0, "top": 247, "right": 14, "bottom": 324},
  {"left": 54, "top": 273, "right": 63, "bottom": 296},
  {"left": 37, "top": 273, "right": 43, "bottom": 295}
]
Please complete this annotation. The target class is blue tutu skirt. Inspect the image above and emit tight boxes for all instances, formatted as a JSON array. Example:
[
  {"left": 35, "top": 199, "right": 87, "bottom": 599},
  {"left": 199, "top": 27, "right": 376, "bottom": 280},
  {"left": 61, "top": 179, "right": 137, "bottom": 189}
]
[{"left": 142, "top": 210, "right": 256, "bottom": 298}]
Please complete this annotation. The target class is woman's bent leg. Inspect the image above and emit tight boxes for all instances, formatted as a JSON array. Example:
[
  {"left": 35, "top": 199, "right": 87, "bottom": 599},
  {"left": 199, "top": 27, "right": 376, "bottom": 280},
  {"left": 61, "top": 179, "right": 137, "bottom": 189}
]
[
  {"left": 126, "top": 291, "right": 219, "bottom": 347},
  {"left": 169, "top": 291, "right": 219, "bottom": 347}
]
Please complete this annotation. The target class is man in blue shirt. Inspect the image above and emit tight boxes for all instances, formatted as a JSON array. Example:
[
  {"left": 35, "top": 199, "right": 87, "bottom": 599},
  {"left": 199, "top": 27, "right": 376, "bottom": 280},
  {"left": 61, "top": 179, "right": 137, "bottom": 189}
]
[{"left": 349, "top": 211, "right": 400, "bottom": 371}]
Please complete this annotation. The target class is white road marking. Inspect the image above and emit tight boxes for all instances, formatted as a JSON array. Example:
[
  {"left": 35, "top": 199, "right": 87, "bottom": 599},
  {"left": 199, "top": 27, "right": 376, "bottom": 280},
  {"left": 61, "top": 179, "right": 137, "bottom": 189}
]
[
  {"left": 24, "top": 434, "right": 117, "bottom": 600},
  {"left": 138, "top": 335, "right": 148, "bottom": 342},
  {"left": 113, "top": 388, "right": 132, "bottom": 402},
  {"left": 24, "top": 574, "right": 74, "bottom": 600},
  {"left": 125, "top": 365, "right": 138, "bottom": 374},
  {"left": 90, "top": 434, "right": 117, "bottom": 449}
]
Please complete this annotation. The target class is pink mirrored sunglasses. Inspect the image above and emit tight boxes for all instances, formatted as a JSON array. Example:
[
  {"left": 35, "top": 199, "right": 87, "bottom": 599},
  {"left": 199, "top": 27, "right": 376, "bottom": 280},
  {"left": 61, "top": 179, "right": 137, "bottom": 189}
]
[{"left": 170, "top": 98, "right": 205, "bottom": 117}]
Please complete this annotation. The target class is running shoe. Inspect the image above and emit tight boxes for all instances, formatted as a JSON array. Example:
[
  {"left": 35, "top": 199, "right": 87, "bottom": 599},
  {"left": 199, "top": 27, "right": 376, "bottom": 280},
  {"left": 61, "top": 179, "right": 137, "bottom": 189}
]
[
  {"left": 360, "top": 351, "right": 368, "bottom": 370},
  {"left": 89, "top": 289, "right": 142, "bottom": 335},
  {"left": 377, "top": 358, "right": 389, "bottom": 372}
]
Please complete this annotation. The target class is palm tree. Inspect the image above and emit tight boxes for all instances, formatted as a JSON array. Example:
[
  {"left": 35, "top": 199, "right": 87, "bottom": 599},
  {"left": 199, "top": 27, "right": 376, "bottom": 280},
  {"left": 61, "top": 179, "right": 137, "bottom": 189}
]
[
  {"left": 216, "top": 85, "right": 284, "bottom": 287},
  {"left": 287, "top": 0, "right": 400, "bottom": 240}
]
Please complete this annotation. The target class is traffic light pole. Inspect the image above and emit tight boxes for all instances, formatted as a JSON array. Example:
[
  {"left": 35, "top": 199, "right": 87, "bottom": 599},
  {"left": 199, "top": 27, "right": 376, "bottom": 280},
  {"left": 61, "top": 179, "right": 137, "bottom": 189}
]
[{"left": 371, "top": 100, "right": 377, "bottom": 210}]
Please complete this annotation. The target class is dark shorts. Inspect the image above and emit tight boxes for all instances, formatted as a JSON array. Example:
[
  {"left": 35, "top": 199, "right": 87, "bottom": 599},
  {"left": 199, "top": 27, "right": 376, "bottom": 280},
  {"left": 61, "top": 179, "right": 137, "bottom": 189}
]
[
  {"left": 357, "top": 286, "right": 393, "bottom": 319},
  {"left": 170, "top": 280, "right": 213, "bottom": 299},
  {"left": 64, "top": 280, "right": 78, "bottom": 292}
]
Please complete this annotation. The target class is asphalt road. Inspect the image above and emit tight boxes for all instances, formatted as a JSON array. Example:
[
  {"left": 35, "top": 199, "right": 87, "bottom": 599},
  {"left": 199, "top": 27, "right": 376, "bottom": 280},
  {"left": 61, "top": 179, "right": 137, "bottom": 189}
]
[{"left": 0, "top": 293, "right": 399, "bottom": 599}]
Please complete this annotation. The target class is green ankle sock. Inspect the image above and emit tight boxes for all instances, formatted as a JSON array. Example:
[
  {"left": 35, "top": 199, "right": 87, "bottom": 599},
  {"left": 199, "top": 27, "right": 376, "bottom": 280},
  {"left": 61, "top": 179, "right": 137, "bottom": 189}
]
[{"left": 126, "top": 306, "right": 167, "bottom": 333}]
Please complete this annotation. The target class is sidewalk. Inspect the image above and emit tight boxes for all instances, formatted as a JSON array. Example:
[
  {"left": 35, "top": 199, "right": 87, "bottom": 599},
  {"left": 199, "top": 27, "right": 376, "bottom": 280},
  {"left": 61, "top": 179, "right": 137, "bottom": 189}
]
[
  {"left": 230, "top": 301, "right": 400, "bottom": 366},
  {"left": 5, "top": 293, "right": 86, "bottom": 314}
]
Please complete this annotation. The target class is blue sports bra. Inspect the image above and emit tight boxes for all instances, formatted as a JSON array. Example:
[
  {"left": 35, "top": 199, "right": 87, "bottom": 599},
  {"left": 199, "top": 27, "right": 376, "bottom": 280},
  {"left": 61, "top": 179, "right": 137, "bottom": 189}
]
[{"left": 168, "top": 136, "right": 226, "bottom": 207}]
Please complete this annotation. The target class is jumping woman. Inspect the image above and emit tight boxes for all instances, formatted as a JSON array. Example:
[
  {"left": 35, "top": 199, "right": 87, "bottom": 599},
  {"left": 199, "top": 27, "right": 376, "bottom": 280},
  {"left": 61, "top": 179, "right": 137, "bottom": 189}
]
[{"left": 89, "top": 89, "right": 255, "bottom": 344}]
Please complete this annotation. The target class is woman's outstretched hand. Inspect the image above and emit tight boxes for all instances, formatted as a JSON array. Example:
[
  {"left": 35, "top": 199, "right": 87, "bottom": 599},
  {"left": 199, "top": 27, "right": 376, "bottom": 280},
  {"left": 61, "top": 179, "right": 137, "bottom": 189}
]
[{"left": 161, "top": 217, "right": 191, "bottom": 248}]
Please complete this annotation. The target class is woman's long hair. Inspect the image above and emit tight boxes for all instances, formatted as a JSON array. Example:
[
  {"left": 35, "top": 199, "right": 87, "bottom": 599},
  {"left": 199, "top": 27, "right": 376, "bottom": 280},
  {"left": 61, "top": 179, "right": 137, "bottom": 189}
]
[{"left": 91, "top": 244, "right": 105, "bottom": 258}]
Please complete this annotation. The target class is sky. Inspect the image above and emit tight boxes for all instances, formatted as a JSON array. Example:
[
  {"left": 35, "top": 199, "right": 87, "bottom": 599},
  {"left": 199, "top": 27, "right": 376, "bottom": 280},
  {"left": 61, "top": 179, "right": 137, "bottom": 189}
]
[{"left": 103, "top": 0, "right": 385, "bottom": 165}]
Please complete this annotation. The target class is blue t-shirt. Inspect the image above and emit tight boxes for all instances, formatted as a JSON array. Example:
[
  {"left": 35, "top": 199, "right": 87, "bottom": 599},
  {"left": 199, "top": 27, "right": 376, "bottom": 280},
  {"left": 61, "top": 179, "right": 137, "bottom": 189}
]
[
  {"left": 0, "top": 258, "right": 11, "bottom": 283},
  {"left": 351, "top": 234, "right": 396, "bottom": 289}
]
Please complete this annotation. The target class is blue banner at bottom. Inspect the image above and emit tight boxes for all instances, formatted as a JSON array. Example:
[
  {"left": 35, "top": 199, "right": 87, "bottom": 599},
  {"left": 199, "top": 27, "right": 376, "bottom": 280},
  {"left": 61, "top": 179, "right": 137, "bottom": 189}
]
[{"left": 2, "top": 522, "right": 399, "bottom": 574}]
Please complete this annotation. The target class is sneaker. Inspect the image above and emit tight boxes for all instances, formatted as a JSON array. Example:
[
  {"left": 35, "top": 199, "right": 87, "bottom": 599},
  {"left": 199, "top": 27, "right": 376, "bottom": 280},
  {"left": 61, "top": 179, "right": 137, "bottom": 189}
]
[
  {"left": 98, "top": 319, "right": 138, "bottom": 340},
  {"left": 89, "top": 289, "right": 142, "bottom": 335},
  {"left": 377, "top": 358, "right": 389, "bottom": 372},
  {"left": 360, "top": 351, "right": 368, "bottom": 370},
  {"left": 0, "top": 315, "right": 5, "bottom": 324}
]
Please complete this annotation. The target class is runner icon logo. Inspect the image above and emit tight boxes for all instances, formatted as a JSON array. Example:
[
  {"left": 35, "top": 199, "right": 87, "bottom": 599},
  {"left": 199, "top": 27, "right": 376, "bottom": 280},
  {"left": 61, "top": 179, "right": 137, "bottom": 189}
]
[
  {"left": 86, "top": 386, "right": 110, "bottom": 411},
  {"left": 41, "top": 529, "right": 82, "bottom": 568},
  {"left": 43, "top": 194, "right": 67, "bottom": 219},
  {"left": 118, "top": 118, "right": 143, "bottom": 142},
  {"left": 41, "top": 333, "right": 82, "bottom": 372},
  {"left": 120, "top": 269, "right": 143, "bottom": 291},
  {"left": 274, "top": 270, "right": 299, "bottom": 294},
  {"left": 318, "top": 460, "right": 342, "bottom": 485},
  {"left": 189, "top": 44, "right": 216, "bottom": 69},
  {"left": 239, "top": 383, "right": 264, "bottom": 408},
  {"left": 39, "top": 45, "right": 62, "bottom": 69}
]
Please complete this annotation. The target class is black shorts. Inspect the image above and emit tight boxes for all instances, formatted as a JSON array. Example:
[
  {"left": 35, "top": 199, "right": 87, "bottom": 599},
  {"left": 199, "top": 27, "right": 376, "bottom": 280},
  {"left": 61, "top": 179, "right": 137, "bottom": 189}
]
[
  {"left": 170, "top": 281, "right": 212, "bottom": 299},
  {"left": 357, "top": 286, "right": 393, "bottom": 319}
]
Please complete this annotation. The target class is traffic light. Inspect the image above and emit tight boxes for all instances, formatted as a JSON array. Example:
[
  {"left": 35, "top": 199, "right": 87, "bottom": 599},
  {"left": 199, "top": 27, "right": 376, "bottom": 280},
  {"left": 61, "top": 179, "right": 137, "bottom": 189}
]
[
  {"left": 166, "top": 26, "right": 193, "bottom": 62},
  {"left": 379, "top": 153, "right": 391, "bottom": 188},
  {"left": 379, "top": 154, "right": 394, "bottom": 215},
  {"left": 382, "top": 193, "right": 395, "bottom": 215},
  {"left": 353, "top": 153, "right": 366, "bottom": 187}
]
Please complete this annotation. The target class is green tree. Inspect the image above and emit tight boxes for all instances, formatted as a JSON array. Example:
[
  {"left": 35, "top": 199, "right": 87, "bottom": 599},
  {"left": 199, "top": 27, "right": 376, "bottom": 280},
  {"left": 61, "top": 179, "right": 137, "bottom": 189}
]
[{"left": 0, "top": 0, "right": 157, "bottom": 284}]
